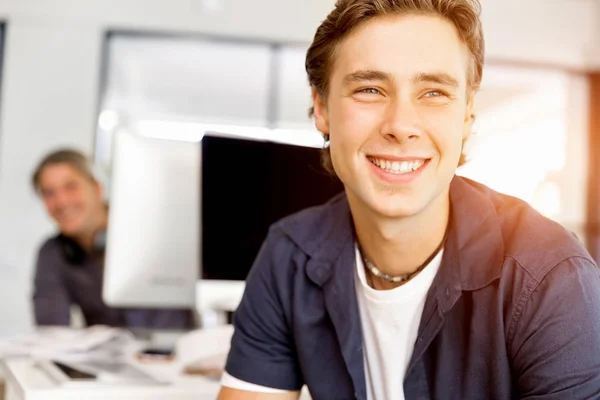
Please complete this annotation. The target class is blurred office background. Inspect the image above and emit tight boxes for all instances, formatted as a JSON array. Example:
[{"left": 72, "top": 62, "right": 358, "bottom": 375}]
[{"left": 0, "top": 0, "right": 599, "bottom": 336}]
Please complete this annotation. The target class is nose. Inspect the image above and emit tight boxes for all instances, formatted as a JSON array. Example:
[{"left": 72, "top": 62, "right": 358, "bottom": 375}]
[
  {"left": 379, "top": 96, "right": 422, "bottom": 143},
  {"left": 51, "top": 190, "right": 71, "bottom": 211}
]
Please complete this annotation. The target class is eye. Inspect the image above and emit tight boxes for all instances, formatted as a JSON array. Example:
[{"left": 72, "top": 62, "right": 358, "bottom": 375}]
[
  {"left": 357, "top": 88, "right": 381, "bottom": 95},
  {"left": 424, "top": 90, "right": 444, "bottom": 98},
  {"left": 65, "top": 181, "right": 80, "bottom": 192}
]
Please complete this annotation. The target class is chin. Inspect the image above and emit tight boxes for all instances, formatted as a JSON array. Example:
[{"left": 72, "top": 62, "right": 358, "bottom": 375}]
[
  {"left": 58, "top": 222, "right": 84, "bottom": 238},
  {"left": 59, "top": 228, "right": 78, "bottom": 238},
  {"left": 370, "top": 198, "right": 425, "bottom": 219}
]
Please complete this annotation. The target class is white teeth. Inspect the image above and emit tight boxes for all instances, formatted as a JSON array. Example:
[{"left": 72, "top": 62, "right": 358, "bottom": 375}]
[{"left": 369, "top": 157, "right": 425, "bottom": 175}]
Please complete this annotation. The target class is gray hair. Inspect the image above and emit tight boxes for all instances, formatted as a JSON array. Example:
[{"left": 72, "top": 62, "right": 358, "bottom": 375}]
[{"left": 31, "top": 149, "right": 96, "bottom": 193}]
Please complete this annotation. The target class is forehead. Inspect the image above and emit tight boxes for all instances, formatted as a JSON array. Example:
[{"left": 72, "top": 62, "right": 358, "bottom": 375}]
[
  {"left": 331, "top": 14, "right": 470, "bottom": 86},
  {"left": 39, "top": 163, "right": 88, "bottom": 187}
]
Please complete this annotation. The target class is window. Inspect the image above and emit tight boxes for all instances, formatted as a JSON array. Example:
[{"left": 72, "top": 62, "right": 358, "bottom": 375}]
[
  {"left": 95, "top": 33, "right": 318, "bottom": 172},
  {"left": 459, "top": 65, "right": 587, "bottom": 235}
]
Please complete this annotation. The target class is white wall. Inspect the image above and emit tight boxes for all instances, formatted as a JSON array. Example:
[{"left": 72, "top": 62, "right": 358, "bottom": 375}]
[
  {"left": 0, "top": 20, "right": 103, "bottom": 335},
  {"left": 0, "top": 0, "right": 597, "bottom": 335},
  {"left": 482, "top": 0, "right": 600, "bottom": 69}
]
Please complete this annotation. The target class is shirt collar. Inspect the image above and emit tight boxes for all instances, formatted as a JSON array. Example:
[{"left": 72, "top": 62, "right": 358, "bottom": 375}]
[
  {"left": 281, "top": 175, "right": 505, "bottom": 291},
  {"left": 446, "top": 175, "right": 505, "bottom": 291}
]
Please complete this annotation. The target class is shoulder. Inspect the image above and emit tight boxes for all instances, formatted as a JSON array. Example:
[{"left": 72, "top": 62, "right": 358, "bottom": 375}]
[
  {"left": 463, "top": 178, "right": 594, "bottom": 280},
  {"left": 244, "top": 192, "right": 350, "bottom": 289},
  {"left": 270, "top": 192, "right": 349, "bottom": 257},
  {"left": 35, "top": 235, "right": 66, "bottom": 272},
  {"left": 37, "top": 235, "right": 62, "bottom": 257}
]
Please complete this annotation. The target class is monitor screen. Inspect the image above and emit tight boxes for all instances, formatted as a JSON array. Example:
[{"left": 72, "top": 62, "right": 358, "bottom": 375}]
[{"left": 201, "top": 134, "right": 345, "bottom": 281}]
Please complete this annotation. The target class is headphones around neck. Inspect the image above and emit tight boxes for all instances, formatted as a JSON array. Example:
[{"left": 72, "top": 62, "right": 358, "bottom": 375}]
[{"left": 57, "top": 229, "right": 107, "bottom": 266}]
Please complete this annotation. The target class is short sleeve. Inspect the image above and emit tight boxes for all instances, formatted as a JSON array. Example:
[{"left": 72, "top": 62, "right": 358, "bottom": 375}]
[
  {"left": 224, "top": 227, "right": 303, "bottom": 390},
  {"left": 220, "top": 371, "right": 291, "bottom": 393}
]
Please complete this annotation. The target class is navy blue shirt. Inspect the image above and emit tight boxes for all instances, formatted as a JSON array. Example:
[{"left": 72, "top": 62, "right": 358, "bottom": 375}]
[
  {"left": 33, "top": 235, "right": 196, "bottom": 330},
  {"left": 225, "top": 176, "right": 600, "bottom": 399}
]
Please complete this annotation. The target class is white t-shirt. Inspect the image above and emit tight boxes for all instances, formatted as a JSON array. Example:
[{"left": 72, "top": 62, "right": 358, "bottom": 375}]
[
  {"left": 221, "top": 245, "right": 442, "bottom": 400},
  {"left": 355, "top": 246, "right": 441, "bottom": 400}
]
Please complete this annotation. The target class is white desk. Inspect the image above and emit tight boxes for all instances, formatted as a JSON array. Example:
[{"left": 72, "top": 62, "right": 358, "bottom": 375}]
[
  {"left": 1, "top": 326, "right": 233, "bottom": 400},
  {"left": 2, "top": 359, "right": 222, "bottom": 400}
]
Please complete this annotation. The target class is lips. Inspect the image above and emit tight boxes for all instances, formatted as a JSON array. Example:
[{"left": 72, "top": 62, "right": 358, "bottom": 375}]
[{"left": 57, "top": 207, "right": 80, "bottom": 222}]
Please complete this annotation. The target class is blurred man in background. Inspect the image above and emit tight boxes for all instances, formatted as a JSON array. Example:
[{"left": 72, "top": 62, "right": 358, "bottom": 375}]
[{"left": 31, "top": 149, "right": 196, "bottom": 329}]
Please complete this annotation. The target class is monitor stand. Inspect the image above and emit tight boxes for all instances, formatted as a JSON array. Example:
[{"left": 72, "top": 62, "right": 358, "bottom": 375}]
[
  {"left": 195, "top": 280, "right": 246, "bottom": 321},
  {"left": 128, "top": 328, "right": 190, "bottom": 351}
]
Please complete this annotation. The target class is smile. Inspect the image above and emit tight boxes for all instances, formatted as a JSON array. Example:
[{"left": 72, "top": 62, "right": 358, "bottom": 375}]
[{"left": 367, "top": 156, "right": 427, "bottom": 175}]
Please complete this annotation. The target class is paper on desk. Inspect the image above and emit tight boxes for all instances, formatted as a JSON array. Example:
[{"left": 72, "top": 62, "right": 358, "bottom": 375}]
[
  {"left": 183, "top": 352, "right": 227, "bottom": 380},
  {"left": 0, "top": 325, "right": 136, "bottom": 361}
]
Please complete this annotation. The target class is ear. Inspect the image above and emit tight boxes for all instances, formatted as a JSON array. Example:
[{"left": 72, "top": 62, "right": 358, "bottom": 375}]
[
  {"left": 95, "top": 180, "right": 104, "bottom": 200},
  {"left": 312, "top": 89, "right": 330, "bottom": 137},
  {"left": 462, "top": 93, "right": 476, "bottom": 141}
]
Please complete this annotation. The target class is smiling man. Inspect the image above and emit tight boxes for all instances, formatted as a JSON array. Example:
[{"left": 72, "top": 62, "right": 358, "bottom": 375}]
[
  {"left": 32, "top": 149, "right": 195, "bottom": 329},
  {"left": 218, "top": 1, "right": 600, "bottom": 399}
]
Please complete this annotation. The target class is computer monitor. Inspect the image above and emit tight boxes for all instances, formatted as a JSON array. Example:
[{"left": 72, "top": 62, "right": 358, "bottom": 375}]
[
  {"left": 103, "top": 130, "right": 200, "bottom": 309},
  {"left": 103, "top": 128, "right": 344, "bottom": 315},
  {"left": 197, "top": 133, "right": 344, "bottom": 312}
]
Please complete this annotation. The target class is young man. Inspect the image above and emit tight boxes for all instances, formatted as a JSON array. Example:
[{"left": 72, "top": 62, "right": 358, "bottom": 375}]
[
  {"left": 32, "top": 149, "right": 195, "bottom": 329},
  {"left": 218, "top": 0, "right": 600, "bottom": 399}
]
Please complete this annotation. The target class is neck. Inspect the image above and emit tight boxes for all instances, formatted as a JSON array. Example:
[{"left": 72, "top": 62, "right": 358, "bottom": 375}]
[
  {"left": 72, "top": 206, "right": 108, "bottom": 251},
  {"left": 349, "top": 188, "right": 450, "bottom": 285}
]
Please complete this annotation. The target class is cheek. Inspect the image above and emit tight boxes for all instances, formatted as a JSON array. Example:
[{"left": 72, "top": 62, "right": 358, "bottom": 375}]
[
  {"left": 70, "top": 189, "right": 88, "bottom": 203},
  {"left": 422, "top": 111, "right": 466, "bottom": 156},
  {"left": 329, "top": 140, "right": 353, "bottom": 174},
  {"left": 330, "top": 101, "right": 382, "bottom": 144},
  {"left": 78, "top": 196, "right": 94, "bottom": 211},
  {"left": 45, "top": 200, "right": 58, "bottom": 214}
]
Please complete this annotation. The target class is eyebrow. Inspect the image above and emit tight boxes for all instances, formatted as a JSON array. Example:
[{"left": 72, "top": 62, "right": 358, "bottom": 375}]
[
  {"left": 342, "top": 70, "right": 394, "bottom": 86},
  {"left": 412, "top": 72, "right": 459, "bottom": 88},
  {"left": 342, "top": 69, "right": 460, "bottom": 89}
]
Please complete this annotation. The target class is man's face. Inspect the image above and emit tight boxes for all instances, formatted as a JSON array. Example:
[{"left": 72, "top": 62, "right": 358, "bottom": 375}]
[
  {"left": 38, "top": 163, "right": 104, "bottom": 238},
  {"left": 313, "top": 14, "right": 474, "bottom": 218}
]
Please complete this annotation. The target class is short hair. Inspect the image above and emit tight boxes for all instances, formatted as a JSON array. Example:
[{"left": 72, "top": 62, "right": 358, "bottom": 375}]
[
  {"left": 305, "top": 0, "right": 485, "bottom": 173},
  {"left": 32, "top": 149, "right": 96, "bottom": 193}
]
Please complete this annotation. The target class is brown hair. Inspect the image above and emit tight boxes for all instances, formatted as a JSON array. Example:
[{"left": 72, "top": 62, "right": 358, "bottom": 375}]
[
  {"left": 32, "top": 149, "right": 96, "bottom": 193},
  {"left": 305, "top": 0, "right": 485, "bottom": 173}
]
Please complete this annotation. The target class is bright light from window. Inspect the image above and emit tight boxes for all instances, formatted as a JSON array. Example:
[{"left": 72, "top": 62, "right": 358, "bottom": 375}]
[
  {"left": 534, "top": 181, "right": 562, "bottom": 218},
  {"left": 98, "top": 110, "right": 120, "bottom": 131},
  {"left": 134, "top": 120, "right": 325, "bottom": 148},
  {"left": 457, "top": 67, "right": 570, "bottom": 217}
]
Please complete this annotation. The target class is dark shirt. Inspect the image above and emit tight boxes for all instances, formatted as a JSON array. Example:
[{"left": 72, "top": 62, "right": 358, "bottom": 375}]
[
  {"left": 225, "top": 176, "right": 600, "bottom": 400},
  {"left": 33, "top": 235, "right": 196, "bottom": 329}
]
